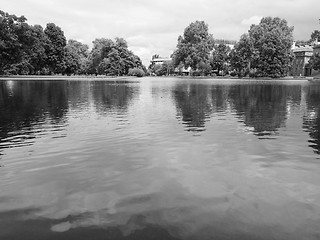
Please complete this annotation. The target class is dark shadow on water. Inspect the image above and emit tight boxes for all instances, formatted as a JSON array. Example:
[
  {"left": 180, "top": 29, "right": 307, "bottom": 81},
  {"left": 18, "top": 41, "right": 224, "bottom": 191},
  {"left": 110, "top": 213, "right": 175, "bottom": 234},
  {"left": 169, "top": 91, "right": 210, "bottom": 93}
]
[
  {"left": 173, "top": 84, "right": 229, "bottom": 133},
  {"left": 0, "top": 80, "right": 69, "bottom": 152},
  {"left": 303, "top": 84, "right": 320, "bottom": 155},
  {"left": 91, "top": 81, "right": 139, "bottom": 115},
  {"left": 0, "top": 207, "right": 304, "bottom": 240},
  {"left": 229, "top": 84, "right": 301, "bottom": 137}
]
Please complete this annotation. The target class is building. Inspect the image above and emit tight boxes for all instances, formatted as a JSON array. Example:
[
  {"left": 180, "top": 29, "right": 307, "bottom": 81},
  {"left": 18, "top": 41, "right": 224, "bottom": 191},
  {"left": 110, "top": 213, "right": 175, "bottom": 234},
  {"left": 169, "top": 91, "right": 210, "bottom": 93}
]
[
  {"left": 291, "top": 44, "right": 313, "bottom": 76},
  {"left": 150, "top": 56, "right": 172, "bottom": 65}
]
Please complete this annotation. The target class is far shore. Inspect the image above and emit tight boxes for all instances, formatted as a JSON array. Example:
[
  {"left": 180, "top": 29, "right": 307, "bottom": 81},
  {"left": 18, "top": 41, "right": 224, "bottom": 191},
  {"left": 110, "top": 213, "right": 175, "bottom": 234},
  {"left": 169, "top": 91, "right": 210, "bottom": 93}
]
[{"left": 0, "top": 75, "right": 319, "bottom": 82}]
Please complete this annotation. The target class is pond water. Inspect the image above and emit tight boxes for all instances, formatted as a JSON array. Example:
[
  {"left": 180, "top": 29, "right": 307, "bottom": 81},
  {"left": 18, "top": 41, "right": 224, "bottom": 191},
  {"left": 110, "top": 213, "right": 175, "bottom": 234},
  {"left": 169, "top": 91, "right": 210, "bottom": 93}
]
[{"left": 0, "top": 77, "right": 320, "bottom": 240}]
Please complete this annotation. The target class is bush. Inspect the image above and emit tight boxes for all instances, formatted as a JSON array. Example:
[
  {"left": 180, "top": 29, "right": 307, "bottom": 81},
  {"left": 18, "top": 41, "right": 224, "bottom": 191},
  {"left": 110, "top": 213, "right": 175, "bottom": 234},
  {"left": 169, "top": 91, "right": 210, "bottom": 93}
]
[
  {"left": 230, "top": 71, "right": 237, "bottom": 77},
  {"left": 128, "top": 68, "right": 145, "bottom": 77}
]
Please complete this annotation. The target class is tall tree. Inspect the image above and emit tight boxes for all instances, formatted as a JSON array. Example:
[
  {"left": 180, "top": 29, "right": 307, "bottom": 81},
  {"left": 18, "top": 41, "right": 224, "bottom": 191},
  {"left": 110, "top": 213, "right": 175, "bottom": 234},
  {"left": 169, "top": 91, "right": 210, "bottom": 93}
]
[
  {"left": 210, "top": 43, "right": 231, "bottom": 75},
  {"left": 88, "top": 37, "right": 145, "bottom": 76},
  {"left": 44, "top": 23, "right": 67, "bottom": 74},
  {"left": 88, "top": 38, "right": 114, "bottom": 74},
  {"left": 0, "top": 10, "right": 28, "bottom": 74},
  {"left": 229, "top": 34, "right": 255, "bottom": 77},
  {"left": 28, "top": 25, "right": 48, "bottom": 74},
  {"left": 62, "top": 39, "right": 89, "bottom": 75},
  {"left": 310, "top": 30, "right": 320, "bottom": 43},
  {"left": 308, "top": 53, "right": 320, "bottom": 71},
  {"left": 172, "top": 21, "right": 214, "bottom": 73},
  {"left": 249, "top": 17, "right": 294, "bottom": 78}
]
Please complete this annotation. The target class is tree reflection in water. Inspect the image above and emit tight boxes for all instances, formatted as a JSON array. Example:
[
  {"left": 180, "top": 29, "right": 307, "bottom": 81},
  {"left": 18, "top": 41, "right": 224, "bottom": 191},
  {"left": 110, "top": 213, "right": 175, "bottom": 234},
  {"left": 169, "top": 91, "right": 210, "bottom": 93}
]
[
  {"left": 229, "top": 84, "right": 301, "bottom": 138},
  {"left": 174, "top": 84, "right": 229, "bottom": 132},
  {"left": 91, "top": 81, "right": 138, "bottom": 115},
  {"left": 304, "top": 84, "right": 320, "bottom": 155},
  {"left": 0, "top": 80, "right": 69, "bottom": 152}
]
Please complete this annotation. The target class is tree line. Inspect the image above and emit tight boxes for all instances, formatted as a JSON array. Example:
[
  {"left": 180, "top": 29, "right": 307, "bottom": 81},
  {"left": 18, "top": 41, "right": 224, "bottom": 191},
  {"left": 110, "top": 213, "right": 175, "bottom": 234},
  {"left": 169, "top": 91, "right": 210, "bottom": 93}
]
[
  {"left": 2, "top": 9, "right": 319, "bottom": 78},
  {"left": 0, "top": 10, "right": 146, "bottom": 76},
  {"left": 150, "top": 17, "right": 320, "bottom": 78}
]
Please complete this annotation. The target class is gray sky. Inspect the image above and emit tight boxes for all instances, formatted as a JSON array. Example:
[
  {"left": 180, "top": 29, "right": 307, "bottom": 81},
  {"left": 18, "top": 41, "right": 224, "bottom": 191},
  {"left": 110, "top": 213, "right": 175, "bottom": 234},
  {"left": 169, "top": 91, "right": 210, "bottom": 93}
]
[{"left": 2, "top": 0, "right": 320, "bottom": 66}]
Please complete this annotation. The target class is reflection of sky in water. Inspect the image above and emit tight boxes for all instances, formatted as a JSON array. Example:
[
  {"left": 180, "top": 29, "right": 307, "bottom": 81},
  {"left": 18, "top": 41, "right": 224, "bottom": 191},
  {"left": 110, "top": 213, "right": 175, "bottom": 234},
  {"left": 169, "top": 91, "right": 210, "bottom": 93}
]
[{"left": 1, "top": 79, "right": 320, "bottom": 239}]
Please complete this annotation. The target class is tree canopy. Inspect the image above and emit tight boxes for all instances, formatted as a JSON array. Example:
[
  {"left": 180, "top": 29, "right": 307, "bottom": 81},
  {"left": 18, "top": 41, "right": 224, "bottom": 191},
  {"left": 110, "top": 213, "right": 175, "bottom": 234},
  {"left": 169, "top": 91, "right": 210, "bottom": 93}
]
[
  {"left": 229, "top": 17, "right": 294, "bottom": 78},
  {"left": 229, "top": 34, "right": 254, "bottom": 77},
  {"left": 210, "top": 43, "right": 231, "bottom": 75},
  {"left": 0, "top": 9, "right": 146, "bottom": 76},
  {"left": 248, "top": 17, "right": 294, "bottom": 78},
  {"left": 172, "top": 21, "right": 214, "bottom": 73},
  {"left": 88, "top": 37, "right": 145, "bottom": 76}
]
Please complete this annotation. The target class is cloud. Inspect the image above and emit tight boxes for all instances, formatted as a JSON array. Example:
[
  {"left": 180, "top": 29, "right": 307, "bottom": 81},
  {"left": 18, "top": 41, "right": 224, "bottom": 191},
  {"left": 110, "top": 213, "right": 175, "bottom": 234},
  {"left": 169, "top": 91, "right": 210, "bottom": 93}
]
[
  {"left": 2, "top": 0, "right": 320, "bottom": 66},
  {"left": 241, "top": 16, "right": 263, "bottom": 26}
]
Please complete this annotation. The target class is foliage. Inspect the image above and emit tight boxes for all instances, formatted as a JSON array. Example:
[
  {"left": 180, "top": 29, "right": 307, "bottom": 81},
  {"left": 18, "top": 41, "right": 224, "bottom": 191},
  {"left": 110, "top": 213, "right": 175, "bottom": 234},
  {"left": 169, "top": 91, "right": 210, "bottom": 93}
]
[
  {"left": 0, "top": 9, "right": 146, "bottom": 76},
  {"left": 44, "top": 23, "right": 67, "bottom": 74},
  {"left": 149, "top": 60, "right": 175, "bottom": 76},
  {"left": 248, "top": 17, "right": 294, "bottom": 78},
  {"left": 88, "top": 37, "right": 144, "bottom": 76},
  {"left": 229, "top": 34, "right": 254, "bottom": 77},
  {"left": 309, "top": 53, "right": 320, "bottom": 71},
  {"left": 172, "top": 21, "right": 214, "bottom": 72},
  {"left": 0, "top": 10, "right": 28, "bottom": 74},
  {"left": 310, "top": 30, "right": 320, "bottom": 43},
  {"left": 210, "top": 43, "right": 231, "bottom": 75},
  {"left": 128, "top": 67, "right": 145, "bottom": 77},
  {"left": 63, "top": 39, "right": 89, "bottom": 75}
]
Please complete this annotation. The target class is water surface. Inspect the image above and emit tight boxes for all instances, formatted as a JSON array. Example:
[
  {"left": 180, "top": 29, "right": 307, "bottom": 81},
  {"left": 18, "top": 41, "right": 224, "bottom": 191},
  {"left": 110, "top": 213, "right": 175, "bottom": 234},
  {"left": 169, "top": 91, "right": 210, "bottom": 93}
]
[{"left": 1, "top": 77, "right": 320, "bottom": 240}]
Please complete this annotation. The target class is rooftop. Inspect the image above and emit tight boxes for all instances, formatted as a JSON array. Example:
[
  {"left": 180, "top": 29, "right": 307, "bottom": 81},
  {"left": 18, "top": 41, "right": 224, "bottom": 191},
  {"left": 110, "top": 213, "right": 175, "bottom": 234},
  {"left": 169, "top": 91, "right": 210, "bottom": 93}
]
[{"left": 292, "top": 45, "right": 313, "bottom": 53}]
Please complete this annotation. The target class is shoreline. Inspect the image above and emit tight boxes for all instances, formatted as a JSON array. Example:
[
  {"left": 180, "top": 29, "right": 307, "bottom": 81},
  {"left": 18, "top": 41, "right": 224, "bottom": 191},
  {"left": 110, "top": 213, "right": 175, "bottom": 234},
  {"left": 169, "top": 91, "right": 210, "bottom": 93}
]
[{"left": 0, "top": 75, "right": 318, "bottom": 82}]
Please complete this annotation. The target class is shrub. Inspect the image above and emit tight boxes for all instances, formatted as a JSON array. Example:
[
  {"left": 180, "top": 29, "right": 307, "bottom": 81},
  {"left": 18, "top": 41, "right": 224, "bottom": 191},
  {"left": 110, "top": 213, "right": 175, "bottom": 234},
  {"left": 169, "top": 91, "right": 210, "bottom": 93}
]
[
  {"left": 230, "top": 71, "right": 237, "bottom": 77},
  {"left": 128, "top": 68, "right": 145, "bottom": 77}
]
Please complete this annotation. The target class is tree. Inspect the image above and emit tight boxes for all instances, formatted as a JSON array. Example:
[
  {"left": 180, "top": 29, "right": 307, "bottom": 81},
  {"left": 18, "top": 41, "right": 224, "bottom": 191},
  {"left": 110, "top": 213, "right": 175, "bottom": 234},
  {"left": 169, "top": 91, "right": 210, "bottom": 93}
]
[
  {"left": 88, "top": 37, "right": 145, "bottom": 76},
  {"left": 62, "top": 39, "right": 89, "bottom": 75},
  {"left": 28, "top": 25, "right": 49, "bottom": 74},
  {"left": 229, "top": 34, "right": 254, "bottom": 77},
  {"left": 128, "top": 68, "right": 145, "bottom": 77},
  {"left": 172, "top": 21, "right": 214, "bottom": 73},
  {"left": 309, "top": 53, "right": 320, "bottom": 71},
  {"left": 310, "top": 30, "right": 320, "bottom": 43},
  {"left": 44, "top": 23, "right": 67, "bottom": 74},
  {"left": 88, "top": 38, "right": 113, "bottom": 74},
  {"left": 248, "top": 17, "right": 294, "bottom": 78},
  {"left": 0, "top": 10, "right": 28, "bottom": 74},
  {"left": 210, "top": 43, "right": 231, "bottom": 75}
]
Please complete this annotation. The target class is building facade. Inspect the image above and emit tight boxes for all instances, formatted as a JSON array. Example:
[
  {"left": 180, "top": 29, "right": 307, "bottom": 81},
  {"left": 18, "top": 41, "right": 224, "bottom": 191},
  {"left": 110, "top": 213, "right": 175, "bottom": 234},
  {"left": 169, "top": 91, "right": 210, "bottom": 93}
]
[
  {"left": 150, "top": 57, "right": 172, "bottom": 65},
  {"left": 291, "top": 45, "right": 313, "bottom": 76}
]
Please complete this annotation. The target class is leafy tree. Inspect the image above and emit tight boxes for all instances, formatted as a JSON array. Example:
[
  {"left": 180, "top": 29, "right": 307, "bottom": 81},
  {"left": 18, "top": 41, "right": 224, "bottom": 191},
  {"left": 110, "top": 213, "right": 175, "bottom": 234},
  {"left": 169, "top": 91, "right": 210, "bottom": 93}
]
[
  {"left": 98, "top": 48, "right": 123, "bottom": 75},
  {"left": 210, "top": 43, "right": 231, "bottom": 75},
  {"left": 162, "top": 60, "right": 175, "bottom": 75},
  {"left": 0, "top": 10, "right": 28, "bottom": 74},
  {"left": 62, "top": 39, "right": 89, "bottom": 75},
  {"left": 149, "top": 63, "right": 162, "bottom": 76},
  {"left": 310, "top": 30, "right": 320, "bottom": 43},
  {"left": 88, "top": 38, "right": 113, "bottom": 74},
  {"left": 148, "top": 61, "right": 174, "bottom": 76},
  {"left": 88, "top": 37, "right": 144, "bottom": 76},
  {"left": 309, "top": 53, "right": 320, "bottom": 71},
  {"left": 229, "top": 34, "right": 254, "bottom": 77},
  {"left": 44, "top": 23, "right": 67, "bottom": 74},
  {"left": 172, "top": 21, "right": 214, "bottom": 72},
  {"left": 61, "top": 46, "right": 80, "bottom": 75},
  {"left": 248, "top": 17, "right": 294, "bottom": 78},
  {"left": 28, "top": 25, "right": 49, "bottom": 74},
  {"left": 128, "top": 68, "right": 145, "bottom": 77}
]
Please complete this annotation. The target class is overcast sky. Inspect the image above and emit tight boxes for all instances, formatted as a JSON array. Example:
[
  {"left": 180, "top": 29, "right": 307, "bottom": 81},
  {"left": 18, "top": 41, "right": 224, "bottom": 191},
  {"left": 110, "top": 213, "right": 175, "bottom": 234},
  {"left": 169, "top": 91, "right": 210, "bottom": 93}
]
[{"left": 2, "top": 0, "right": 320, "bottom": 66}]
